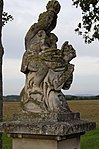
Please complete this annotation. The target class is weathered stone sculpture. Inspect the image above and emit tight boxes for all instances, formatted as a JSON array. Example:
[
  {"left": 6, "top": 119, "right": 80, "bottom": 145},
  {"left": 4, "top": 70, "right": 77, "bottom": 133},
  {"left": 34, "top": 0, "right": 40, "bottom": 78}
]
[
  {"left": 20, "top": 0, "right": 76, "bottom": 113},
  {"left": 0, "top": 1, "right": 96, "bottom": 149}
]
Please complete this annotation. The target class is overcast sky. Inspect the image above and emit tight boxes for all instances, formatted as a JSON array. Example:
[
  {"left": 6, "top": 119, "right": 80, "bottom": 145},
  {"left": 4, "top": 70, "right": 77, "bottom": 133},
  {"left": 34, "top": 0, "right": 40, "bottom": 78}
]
[{"left": 2, "top": 0, "right": 99, "bottom": 95}]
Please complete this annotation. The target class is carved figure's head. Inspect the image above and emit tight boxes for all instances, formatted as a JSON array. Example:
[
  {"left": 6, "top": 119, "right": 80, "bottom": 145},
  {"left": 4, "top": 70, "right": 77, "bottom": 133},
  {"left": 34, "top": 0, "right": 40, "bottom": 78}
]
[
  {"left": 49, "top": 33, "right": 58, "bottom": 48},
  {"left": 61, "top": 41, "right": 76, "bottom": 62},
  {"left": 46, "top": 0, "right": 61, "bottom": 14}
]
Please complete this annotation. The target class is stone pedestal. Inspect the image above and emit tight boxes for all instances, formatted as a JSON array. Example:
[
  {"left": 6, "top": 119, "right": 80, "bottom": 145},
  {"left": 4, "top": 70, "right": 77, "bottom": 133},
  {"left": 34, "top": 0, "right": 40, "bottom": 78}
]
[
  {"left": 0, "top": 112, "right": 96, "bottom": 149},
  {"left": 11, "top": 134, "right": 80, "bottom": 149}
]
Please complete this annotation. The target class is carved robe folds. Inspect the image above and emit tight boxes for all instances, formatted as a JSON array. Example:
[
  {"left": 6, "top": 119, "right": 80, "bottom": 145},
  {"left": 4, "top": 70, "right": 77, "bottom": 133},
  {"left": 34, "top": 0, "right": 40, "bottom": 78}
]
[{"left": 20, "top": 0, "right": 76, "bottom": 113}]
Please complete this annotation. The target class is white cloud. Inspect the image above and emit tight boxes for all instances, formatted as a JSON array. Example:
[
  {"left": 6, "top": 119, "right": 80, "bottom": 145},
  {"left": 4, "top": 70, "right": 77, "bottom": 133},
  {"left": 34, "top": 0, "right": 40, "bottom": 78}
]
[
  {"left": 3, "top": 56, "right": 99, "bottom": 80},
  {"left": 3, "top": 58, "right": 24, "bottom": 79},
  {"left": 3, "top": 58, "right": 25, "bottom": 95},
  {"left": 72, "top": 56, "right": 99, "bottom": 76},
  {"left": 3, "top": 56, "right": 99, "bottom": 95}
]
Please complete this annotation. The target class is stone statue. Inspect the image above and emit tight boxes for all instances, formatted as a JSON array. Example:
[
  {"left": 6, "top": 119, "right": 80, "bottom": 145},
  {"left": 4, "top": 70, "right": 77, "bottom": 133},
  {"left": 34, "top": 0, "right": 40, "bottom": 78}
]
[
  {"left": 20, "top": 0, "right": 76, "bottom": 113},
  {"left": 0, "top": 2, "right": 96, "bottom": 149}
]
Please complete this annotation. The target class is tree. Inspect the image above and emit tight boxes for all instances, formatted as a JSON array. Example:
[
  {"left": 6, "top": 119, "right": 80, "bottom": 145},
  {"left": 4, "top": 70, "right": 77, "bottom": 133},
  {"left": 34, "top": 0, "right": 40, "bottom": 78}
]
[
  {"left": 0, "top": 0, "right": 4, "bottom": 148},
  {"left": 0, "top": 0, "right": 13, "bottom": 148},
  {"left": 72, "top": 0, "right": 99, "bottom": 43}
]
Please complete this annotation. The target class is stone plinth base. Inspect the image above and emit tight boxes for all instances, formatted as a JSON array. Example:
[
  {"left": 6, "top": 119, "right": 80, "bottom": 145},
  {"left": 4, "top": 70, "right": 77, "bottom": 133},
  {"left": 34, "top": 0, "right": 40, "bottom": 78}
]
[
  {"left": 0, "top": 112, "right": 96, "bottom": 149},
  {"left": 12, "top": 134, "right": 80, "bottom": 149}
]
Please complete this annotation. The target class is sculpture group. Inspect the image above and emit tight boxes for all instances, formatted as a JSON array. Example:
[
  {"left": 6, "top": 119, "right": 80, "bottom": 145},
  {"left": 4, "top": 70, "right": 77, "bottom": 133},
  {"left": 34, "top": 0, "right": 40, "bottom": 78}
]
[{"left": 20, "top": 0, "right": 76, "bottom": 113}]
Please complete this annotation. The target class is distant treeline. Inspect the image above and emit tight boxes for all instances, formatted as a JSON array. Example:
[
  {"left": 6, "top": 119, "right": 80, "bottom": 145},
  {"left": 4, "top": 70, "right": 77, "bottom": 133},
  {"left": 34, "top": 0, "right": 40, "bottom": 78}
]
[
  {"left": 3, "top": 95, "right": 20, "bottom": 102},
  {"left": 2, "top": 94, "right": 99, "bottom": 102},
  {"left": 65, "top": 95, "right": 99, "bottom": 100}
]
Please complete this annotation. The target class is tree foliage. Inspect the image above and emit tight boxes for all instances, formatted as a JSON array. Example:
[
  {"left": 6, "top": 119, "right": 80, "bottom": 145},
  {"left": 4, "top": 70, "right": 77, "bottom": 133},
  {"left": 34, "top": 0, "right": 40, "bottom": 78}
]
[
  {"left": 72, "top": 0, "right": 99, "bottom": 43},
  {"left": 2, "top": 12, "right": 13, "bottom": 26}
]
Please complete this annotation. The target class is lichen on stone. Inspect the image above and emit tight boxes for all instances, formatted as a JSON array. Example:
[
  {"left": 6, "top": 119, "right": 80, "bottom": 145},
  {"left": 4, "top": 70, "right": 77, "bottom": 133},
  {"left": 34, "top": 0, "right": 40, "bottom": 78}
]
[{"left": 20, "top": 0, "right": 76, "bottom": 113}]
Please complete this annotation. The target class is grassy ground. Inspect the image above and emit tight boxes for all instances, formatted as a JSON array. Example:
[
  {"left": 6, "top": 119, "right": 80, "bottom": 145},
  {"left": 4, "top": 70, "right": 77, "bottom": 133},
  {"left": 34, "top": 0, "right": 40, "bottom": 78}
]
[
  {"left": 81, "top": 126, "right": 99, "bottom": 149},
  {"left": 3, "top": 102, "right": 21, "bottom": 121},
  {"left": 68, "top": 100, "right": 99, "bottom": 125},
  {"left": 69, "top": 100, "right": 99, "bottom": 149},
  {"left": 2, "top": 134, "right": 12, "bottom": 149},
  {"left": 2, "top": 100, "right": 99, "bottom": 149}
]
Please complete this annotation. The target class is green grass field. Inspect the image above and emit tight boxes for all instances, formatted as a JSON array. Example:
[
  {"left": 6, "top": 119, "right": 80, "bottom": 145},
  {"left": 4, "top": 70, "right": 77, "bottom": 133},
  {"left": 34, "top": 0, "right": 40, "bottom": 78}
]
[
  {"left": 2, "top": 100, "right": 99, "bottom": 149},
  {"left": 81, "top": 126, "right": 99, "bottom": 149}
]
